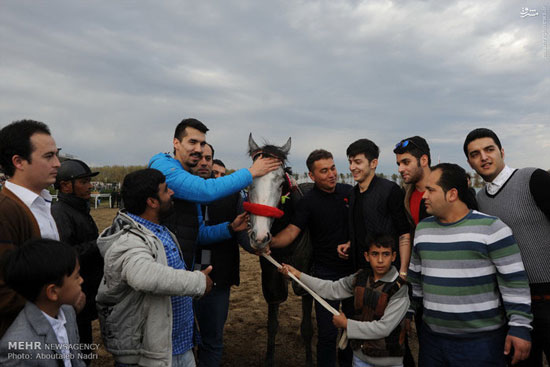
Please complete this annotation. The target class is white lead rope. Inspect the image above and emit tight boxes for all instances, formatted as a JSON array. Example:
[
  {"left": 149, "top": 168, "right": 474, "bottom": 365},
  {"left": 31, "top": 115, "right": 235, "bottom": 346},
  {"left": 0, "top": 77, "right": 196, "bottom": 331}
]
[
  {"left": 261, "top": 253, "right": 349, "bottom": 349},
  {"left": 261, "top": 253, "right": 339, "bottom": 315}
]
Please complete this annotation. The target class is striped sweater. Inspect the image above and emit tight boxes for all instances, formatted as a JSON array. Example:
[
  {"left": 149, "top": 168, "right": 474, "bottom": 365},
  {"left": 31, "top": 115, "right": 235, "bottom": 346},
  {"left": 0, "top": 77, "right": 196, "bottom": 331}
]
[{"left": 408, "top": 210, "right": 532, "bottom": 341}]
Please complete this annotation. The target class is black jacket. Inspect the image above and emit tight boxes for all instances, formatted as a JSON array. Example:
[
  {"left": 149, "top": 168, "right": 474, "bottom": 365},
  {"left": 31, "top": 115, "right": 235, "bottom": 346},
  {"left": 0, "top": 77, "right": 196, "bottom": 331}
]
[
  {"left": 51, "top": 193, "right": 102, "bottom": 321},
  {"left": 348, "top": 176, "right": 410, "bottom": 271},
  {"left": 163, "top": 198, "right": 199, "bottom": 269},
  {"left": 198, "top": 192, "right": 252, "bottom": 287}
]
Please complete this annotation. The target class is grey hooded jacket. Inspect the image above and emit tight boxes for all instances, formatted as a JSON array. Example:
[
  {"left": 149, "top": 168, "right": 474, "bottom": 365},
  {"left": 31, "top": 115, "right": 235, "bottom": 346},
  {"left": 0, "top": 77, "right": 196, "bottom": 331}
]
[{"left": 96, "top": 211, "right": 206, "bottom": 367}]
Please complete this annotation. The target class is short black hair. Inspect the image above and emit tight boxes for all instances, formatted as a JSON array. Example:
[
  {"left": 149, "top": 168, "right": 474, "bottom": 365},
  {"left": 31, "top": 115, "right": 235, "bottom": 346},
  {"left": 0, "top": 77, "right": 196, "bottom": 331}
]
[
  {"left": 463, "top": 128, "right": 502, "bottom": 157},
  {"left": 306, "top": 149, "right": 333, "bottom": 172},
  {"left": 346, "top": 139, "right": 379, "bottom": 161},
  {"left": 122, "top": 168, "right": 165, "bottom": 215},
  {"left": 173, "top": 118, "right": 209, "bottom": 141},
  {"left": 432, "top": 163, "right": 478, "bottom": 210},
  {"left": 364, "top": 234, "right": 396, "bottom": 253},
  {"left": 3, "top": 238, "right": 77, "bottom": 302},
  {"left": 0, "top": 119, "right": 51, "bottom": 176},
  {"left": 393, "top": 136, "right": 432, "bottom": 166},
  {"left": 204, "top": 142, "right": 214, "bottom": 159},
  {"left": 213, "top": 159, "right": 225, "bottom": 168}
]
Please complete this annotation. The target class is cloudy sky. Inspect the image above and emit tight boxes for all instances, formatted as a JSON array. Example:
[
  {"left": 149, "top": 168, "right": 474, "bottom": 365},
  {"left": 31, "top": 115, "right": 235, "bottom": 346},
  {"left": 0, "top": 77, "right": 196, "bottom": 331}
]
[{"left": 1, "top": 1, "right": 549, "bottom": 176}]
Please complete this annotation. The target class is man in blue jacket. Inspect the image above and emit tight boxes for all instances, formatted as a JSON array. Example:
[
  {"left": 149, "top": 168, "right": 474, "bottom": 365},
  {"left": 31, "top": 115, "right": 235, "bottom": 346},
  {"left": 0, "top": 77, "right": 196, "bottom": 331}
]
[{"left": 149, "top": 118, "right": 279, "bottom": 267}]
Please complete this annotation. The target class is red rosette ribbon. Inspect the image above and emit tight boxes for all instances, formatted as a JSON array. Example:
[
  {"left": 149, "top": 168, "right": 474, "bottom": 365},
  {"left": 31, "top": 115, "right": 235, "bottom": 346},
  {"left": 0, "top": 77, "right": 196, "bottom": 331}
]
[{"left": 243, "top": 201, "right": 284, "bottom": 218}]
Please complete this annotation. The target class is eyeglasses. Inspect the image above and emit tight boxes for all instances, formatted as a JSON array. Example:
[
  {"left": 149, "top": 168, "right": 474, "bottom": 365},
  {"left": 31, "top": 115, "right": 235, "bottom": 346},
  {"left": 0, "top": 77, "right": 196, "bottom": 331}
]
[{"left": 395, "top": 139, "right": 426, "bottom": 154}]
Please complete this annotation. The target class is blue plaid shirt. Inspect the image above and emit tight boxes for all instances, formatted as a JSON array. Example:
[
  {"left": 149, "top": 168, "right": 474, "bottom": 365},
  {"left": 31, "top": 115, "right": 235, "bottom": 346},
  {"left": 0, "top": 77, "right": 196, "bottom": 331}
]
[{"left": 127, "top": 213, "right": 194, "bottom": 355}]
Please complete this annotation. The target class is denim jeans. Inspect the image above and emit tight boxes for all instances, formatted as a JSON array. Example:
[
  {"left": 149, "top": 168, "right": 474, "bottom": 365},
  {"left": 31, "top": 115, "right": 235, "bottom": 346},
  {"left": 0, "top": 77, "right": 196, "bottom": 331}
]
[
  {"left": 173, "top": 350, "right": 196, "bottom": 367},
  {"left": 194, "top": 286, "right": 231, "bottom": 367},
  {"left": 418, "top": 324, "right": 506, "bottom": 367},
  {"left": 313, "top": 265, "right": 354, "bottom": 367}
]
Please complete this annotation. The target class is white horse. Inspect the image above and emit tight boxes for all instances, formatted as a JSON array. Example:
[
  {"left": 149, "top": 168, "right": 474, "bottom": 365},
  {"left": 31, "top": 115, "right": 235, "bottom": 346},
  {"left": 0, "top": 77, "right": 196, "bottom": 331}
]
[{"left": 246, "top": 134, "right": 314, "bottom": 367}]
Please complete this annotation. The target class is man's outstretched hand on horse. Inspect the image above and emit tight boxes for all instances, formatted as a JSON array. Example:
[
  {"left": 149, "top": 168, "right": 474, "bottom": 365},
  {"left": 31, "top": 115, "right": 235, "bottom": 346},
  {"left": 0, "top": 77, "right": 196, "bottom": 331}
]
[
  {"left": 249, "top": 156, "right": 281, "bottom": 178},
  {"left": 230, "top": 212, "right": 249, "bottom": 232},
  {"left": 332, "top": 312, "right": 348, "bottom": 329},
  {"left": 201, "top": 265, "right": 214, "bottom": 295},
  {"left": 279, "top": 263, "right": 301, "bottom": 280}
]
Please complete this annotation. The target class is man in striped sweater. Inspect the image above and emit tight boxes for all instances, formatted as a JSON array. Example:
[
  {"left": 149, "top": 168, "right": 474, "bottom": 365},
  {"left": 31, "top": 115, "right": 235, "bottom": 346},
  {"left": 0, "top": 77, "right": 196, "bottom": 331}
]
[{"left": 408, "top": 163, "right": 532, "bottom": 366}]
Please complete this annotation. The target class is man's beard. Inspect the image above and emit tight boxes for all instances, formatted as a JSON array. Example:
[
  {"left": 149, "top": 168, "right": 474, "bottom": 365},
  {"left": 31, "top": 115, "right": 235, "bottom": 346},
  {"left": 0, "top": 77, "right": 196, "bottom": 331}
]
[
  {"left": 159, "top": 201, "right": 175, "bottom": 220},
  {"left": 407, "top": 164, "right": 424, "bottom": 184},
  {"left": 185, "top": 153, "right": 202, "bottom": 169}
]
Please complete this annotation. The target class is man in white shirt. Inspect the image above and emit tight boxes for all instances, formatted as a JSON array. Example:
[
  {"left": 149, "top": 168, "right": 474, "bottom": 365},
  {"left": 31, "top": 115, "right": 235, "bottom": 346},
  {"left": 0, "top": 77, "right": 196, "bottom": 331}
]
[{"left": 0, "top": 119, "right": 61, "bottom": 337}]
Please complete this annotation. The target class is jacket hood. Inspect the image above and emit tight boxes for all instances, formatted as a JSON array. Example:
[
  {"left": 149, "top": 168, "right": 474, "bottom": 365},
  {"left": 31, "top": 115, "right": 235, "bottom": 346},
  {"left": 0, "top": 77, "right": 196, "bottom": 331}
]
[{"left": 97, "top": 211, "right": 144, "bottom": 257}]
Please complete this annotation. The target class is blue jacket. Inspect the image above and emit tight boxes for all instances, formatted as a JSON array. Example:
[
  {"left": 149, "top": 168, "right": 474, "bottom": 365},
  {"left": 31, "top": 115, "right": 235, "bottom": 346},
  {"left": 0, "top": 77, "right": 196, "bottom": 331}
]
[{"left": 149, "top": 153, "right": 252, "bottom": 203}]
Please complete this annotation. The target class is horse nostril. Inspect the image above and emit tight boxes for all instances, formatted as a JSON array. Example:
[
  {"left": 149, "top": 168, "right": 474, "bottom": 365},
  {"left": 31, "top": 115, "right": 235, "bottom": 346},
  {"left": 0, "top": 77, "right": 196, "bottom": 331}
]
[
  {"left": 250, "top": 231, "right": 256, "bottom": 241},
  {"left": 264, "top": 232, "right": 272, "bottom": 244}
]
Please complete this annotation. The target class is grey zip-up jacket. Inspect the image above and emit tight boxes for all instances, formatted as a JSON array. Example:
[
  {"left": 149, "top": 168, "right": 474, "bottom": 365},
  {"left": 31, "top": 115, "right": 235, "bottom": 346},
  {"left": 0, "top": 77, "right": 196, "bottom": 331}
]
[{"left": 96, "top": 211, "right": 206, "bottom": 367}]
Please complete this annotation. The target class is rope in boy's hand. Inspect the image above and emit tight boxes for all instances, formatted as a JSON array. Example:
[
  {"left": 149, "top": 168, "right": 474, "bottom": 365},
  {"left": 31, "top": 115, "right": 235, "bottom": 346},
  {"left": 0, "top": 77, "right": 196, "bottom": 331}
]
[{"left": 261, "top": 253, "right": 349, "bottom": 349}]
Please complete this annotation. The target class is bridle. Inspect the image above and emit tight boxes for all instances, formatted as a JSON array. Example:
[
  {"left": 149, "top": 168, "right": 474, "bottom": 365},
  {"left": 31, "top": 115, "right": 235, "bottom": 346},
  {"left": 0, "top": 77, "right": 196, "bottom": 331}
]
[{"left": 244, "top": 151, "right": 296, "bottom": 219}]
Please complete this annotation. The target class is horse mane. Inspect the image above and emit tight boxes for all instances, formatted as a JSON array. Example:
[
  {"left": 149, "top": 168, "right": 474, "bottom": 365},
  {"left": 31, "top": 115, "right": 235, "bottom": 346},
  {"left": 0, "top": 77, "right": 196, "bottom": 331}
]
[{"left": 248, "top": 143, "right": 288, "bottom": 163}]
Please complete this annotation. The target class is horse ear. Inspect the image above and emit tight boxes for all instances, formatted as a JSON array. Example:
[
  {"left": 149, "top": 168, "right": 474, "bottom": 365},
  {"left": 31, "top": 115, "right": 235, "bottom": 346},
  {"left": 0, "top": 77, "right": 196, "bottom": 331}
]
[
  {"left": 281, "top": 137, "right": 291, "bottom": 155},
  {"left": 248, "top": 133, "right": 260, "bottom": 154}
]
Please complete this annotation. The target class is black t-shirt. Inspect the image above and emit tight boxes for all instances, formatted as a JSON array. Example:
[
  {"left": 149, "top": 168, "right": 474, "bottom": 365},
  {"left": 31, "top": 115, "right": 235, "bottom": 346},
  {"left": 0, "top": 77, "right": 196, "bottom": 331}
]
[{"left": 291, "top": 183, "right": 353, "bottom": 274}]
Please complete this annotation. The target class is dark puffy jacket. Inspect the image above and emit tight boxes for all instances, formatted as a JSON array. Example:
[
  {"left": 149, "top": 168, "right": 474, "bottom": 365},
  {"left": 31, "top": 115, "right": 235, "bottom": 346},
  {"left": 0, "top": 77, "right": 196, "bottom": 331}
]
[{"left": 51, "top": 193, "right": 103, "bottom": 321}]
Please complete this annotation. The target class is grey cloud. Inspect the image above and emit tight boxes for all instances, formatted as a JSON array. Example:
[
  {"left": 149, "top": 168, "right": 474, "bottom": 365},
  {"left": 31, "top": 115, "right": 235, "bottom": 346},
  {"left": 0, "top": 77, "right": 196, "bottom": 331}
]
[{"left": 0, "top": 0, "right": 548, "bottom": 176}]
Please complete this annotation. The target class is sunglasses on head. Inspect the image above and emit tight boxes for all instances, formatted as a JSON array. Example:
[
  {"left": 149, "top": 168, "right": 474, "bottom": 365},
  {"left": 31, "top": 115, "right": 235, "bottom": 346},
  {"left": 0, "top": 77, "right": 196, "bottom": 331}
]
[{"left": 395, "top": 139, "right": 426, "bottom": 154}]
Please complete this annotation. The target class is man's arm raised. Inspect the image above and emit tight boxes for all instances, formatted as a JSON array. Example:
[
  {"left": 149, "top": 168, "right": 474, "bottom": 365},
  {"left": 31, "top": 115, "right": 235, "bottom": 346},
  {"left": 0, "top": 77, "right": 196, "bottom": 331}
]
[{"left": 149, "top": 153, "right": 280, "bottom": 203}]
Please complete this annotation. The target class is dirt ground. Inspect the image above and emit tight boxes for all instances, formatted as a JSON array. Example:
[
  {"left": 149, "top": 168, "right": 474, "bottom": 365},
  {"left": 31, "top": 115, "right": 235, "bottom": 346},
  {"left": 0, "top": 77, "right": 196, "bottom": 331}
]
[{"left": 90, "top": 208, "right": 419, "bottom": 367}]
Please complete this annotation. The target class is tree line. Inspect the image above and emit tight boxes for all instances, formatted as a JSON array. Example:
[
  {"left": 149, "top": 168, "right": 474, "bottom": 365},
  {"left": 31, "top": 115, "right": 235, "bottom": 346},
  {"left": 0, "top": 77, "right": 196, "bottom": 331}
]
[{"left": 89, "top": 165, "right": 528, "bottom": 190}]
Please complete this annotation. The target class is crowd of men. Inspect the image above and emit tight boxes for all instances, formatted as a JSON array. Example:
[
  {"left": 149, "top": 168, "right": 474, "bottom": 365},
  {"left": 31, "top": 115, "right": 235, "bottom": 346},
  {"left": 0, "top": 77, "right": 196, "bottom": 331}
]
[{"left": 0, "top": 118, "right": 548, "bottom": 367}]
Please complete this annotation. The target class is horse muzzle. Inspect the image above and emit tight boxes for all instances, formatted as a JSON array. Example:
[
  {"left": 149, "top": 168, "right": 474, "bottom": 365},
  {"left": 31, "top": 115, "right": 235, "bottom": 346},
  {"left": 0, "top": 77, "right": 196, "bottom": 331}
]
[{"left": 250, "top": 230, "right": 272, "bottom": 250}]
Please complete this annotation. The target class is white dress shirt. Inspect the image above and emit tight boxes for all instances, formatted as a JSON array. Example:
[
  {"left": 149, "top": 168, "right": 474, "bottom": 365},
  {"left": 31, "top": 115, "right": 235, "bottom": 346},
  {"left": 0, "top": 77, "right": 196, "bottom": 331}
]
[
  {"left": 4, "top": 181, "right": 60, "bottom": 240},
  {"left": 41, "top": 308, "right": 72, "bottom": 367},
  {"left": 486, "top": 165, "right": 516, "bottom": 195}
]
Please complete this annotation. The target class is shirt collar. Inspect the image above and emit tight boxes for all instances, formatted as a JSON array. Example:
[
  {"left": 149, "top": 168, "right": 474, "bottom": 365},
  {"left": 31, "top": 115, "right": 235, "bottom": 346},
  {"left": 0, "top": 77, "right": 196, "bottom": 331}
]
[
  {"left": 127, "top": 212, "right": 166, "bottom": 232},
  {"left": 380, "top": 266, "right": 399, "bottom": 282},
  {"left": 41, "top": 307, "right": 67, "bottom": 332},
  {"left": 486, "top": 165, "right": 515, "bottom": 195},
  {"left": 4, "top": 181, "right": 53, "bottom": 208}
]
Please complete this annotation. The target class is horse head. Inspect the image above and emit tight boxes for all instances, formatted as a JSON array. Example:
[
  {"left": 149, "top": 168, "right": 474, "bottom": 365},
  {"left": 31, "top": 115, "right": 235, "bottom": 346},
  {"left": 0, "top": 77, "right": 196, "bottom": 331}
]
[{"left": 246, "top": 133, "right": 291, "bottom": 250}]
